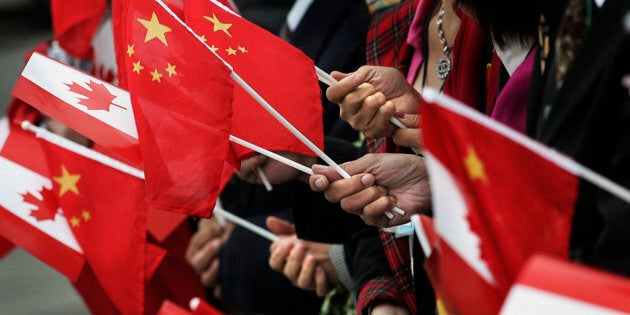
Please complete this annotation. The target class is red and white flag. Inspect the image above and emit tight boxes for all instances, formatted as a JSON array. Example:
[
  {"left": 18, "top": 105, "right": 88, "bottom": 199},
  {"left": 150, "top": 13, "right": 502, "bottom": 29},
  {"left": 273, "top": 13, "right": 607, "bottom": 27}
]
[
  {"left": 12, "top": 52, "right": 142, "bottom": 167},
  {"left": 500, "top": 254, "right": 630, "bottom": 314},
  {"left": 420, "top": 89, "right": 579, "bottom": 314},
  {"left": 0, "top": 118, "right": 85, "bottom": 281},
  {"left": 50, "top": 0, "right": 107, "bottom": 59}
]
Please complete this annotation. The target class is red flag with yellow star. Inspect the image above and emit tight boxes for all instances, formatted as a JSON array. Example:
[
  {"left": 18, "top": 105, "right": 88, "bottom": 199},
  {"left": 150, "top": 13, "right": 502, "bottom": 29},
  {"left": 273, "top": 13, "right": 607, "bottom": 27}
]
[
  {"left": 119, "top": 0, "right": 233, "bottom": 217},
  {"left": 0, "top": 118, "right": 86, "bottom": 281},
  {"left": 420, "top": 89, "right": 578, "bottom": 315},
  {"left": 39, "top": 138, "right": 148, "bottom": 315},
  {"left": 184, "top": 0, "right": 323, "bottom": 160}
]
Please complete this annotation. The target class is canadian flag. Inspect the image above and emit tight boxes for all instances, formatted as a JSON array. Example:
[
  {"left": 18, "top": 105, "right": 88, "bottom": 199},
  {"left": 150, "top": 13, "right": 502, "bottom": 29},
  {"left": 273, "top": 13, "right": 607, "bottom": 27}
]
[
  {"left": 12, "top": 52, "right": 142, "bottom": 167},
  {"left": 0, "top": 117, "right": 85, "bottom": 280},
  {"left": 500, "top": 254, "right": 630, "bottom": 314}
]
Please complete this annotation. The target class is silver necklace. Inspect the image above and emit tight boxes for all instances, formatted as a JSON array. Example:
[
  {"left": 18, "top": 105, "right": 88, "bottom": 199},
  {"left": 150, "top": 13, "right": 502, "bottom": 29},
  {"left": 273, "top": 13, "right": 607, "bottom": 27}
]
[{"left": 436, "top": 5, "right": 453, "bottom": 80}]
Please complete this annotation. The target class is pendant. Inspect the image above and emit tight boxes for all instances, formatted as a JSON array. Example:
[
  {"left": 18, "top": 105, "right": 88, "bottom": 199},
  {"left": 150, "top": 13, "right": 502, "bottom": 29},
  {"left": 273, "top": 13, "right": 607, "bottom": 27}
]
[{"left": 436, "top": 55, "right": 451, "bottom": 80}]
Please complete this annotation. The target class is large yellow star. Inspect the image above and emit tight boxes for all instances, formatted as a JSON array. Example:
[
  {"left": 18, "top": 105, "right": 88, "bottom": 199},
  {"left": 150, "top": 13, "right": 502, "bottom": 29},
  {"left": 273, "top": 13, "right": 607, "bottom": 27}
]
[
  {"left": 150, "top": 69, "right": 163, "bottom": 82},
  {"left": 204, "top": 13, "right": 232, "bottom": 37},
  {"left": 53, "top": 164, "right": 80, "bottom": 197},
  {"left": 138, "top": 12, "right": 172, "bottom": 46},
  {"left": 132, "top": 60, "right": 144, "bottom": 74},
  {"left": 165, "top": 63, "right": 177, "bottom": 77},
  {"left": 226, "top": 47, "right": 237, "bottom": 55},
  {"left": 127, "top": 45, "right": 135, "bottom": 57},
  {"left": 464, "top": 146, "right": 487, "bottom": 183}
]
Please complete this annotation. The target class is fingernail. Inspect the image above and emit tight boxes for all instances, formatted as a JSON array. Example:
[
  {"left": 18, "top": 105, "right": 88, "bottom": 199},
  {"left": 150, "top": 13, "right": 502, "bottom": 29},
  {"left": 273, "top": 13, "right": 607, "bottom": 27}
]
[
  {"left": 315, "top": 177, "right": 326, "bottom": 189},
  {"left": 361, "top": 174, "right": 374, "bottom": 186},
  {"left": 395, "top": 111, "right": 406, "bottom": 118}
]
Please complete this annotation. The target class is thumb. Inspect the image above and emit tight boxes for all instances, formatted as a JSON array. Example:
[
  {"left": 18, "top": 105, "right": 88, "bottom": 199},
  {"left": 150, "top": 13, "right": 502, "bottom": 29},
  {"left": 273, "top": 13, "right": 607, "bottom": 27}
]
[
  {"left": 396, "top": 113, "right": 419, "bottom": 128},
  {"left": 266, "top": 216, "right": 296, "bottom": 235}
]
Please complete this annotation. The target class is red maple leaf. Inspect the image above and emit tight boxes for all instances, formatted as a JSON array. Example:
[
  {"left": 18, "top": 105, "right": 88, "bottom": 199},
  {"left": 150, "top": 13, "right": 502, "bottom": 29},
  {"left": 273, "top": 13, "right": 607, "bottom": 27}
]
[
  {"left": 23, "top": 187, "right": 60, "bottom": 222},
  {"left": 66, "top": 80, "right": 124, "bottom": 112}
]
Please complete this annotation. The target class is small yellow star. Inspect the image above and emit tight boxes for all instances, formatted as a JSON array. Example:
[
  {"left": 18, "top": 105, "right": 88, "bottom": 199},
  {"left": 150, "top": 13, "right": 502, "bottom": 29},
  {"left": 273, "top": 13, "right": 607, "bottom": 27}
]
[
  {"left": 210, "top": 45, "right": 219, "bottom": 52},
  {"left": 150, "top": 69, "right": 163, "bottom": 82},
  {"left": 82, "top": 210, "right": 91, "bottom": 222},
  {"left": 464, "top": 146, "right": 487, "bottom": 183},
  {"left": 199, "top": 35, "right": 207, "bottom": 42},
  {"left": 237, "top": 46, "right": 247, "bottom": 53},
  {"left": 132, "top": 60, "right": 144, "bottom": 74},
  {"left": 53, "top": 165, "right": 80, "bottom": 197},
  {"left": 127, "top": 45, "right": 135, "bottom": 57},
  {"left": 204, "top": 13, "right": 232, "bottom": 37},
  {"left": 226, "top": 47, "right": 237, "bottom": 55},
  {"left": 70, "top": 216, "right": 81, "bottom": 227},
  {"left": 165, "top": 63, "right": 177, "bottom": 77},
  {"left": 137, "top": 12, "right": 172, "bottom": 46}
]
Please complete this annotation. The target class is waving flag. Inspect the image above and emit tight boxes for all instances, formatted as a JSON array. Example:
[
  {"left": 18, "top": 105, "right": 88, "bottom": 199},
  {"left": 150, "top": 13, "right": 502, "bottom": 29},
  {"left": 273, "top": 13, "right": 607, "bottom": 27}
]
[
  {"left": 12, "top": 52, "right": 142, "bottom": 166},
  {"left": 40, "top": 135, "right": 147, "bottom": 315},
  {"left": 184, "top": 0, "right": 323, "bottom": 160},
  {"left": 50, "top": 0, "right": 107, "bottom": 58},
  {"left": 0, "top": 236, "right": 13, "bottom": 259},
  {"left": 500, "top": 255, "right": 630, "bottom": 314},
  {"left": 0, "top": 118, "right": 85, "bottom": 280},
  {"left": 420, "top": 89, "right": 579, "bottom": 314},
  {"left": 119, "top": 0, "right": 234, "bottom": 218}
]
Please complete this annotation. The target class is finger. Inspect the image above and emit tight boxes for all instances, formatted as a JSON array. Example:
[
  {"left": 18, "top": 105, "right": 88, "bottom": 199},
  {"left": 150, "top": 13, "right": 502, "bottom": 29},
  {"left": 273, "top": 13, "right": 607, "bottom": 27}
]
[
  {"left": 338, "top": 83, "right": 378, "bottom": 120},
  {"left": 363, "top": 100, "right": 397, "bottom": 138},
  {"left": 213, "top": 285, "right": 223, "bottom": 300},
  {"left": 330, "top": 70, "right": 350, "bottom": 81},
  {"left": 200, "top": 259, "right": 220, "bottom": 287},
  {"left": 296, "top": 255, "right": 317, "bottom": 290},
  {"left": 189, "top": 239, "right": 221, "bottom": 274},
  {"left": 326, "top": 72, "right": 366, "bottom": 103},
  {"left": 315, "top": 266, "right": 330, "bottom": 297},
  {"left": 350, "top": 91, "right": 386, "bottom": 131},
  {"left": 338, "top": 185, "right": 388, "bottom": 215},
  {"left": 265, "top": 216, "right": 296, "bottom": 235},
  {"left": 324, "top": 173, "right": 377, "bottom": 203},
  {"left": 361, "top": 196, "right": 399, "bottom": 227},
  {"left": 269, "top": 241, "right": 293, "bottom": 271},
  {"left": 284, "top": 244, "right": 306, "bottom": 283},
  {"left": 392, "top": 128, "right": 423, "bottom": 153}
]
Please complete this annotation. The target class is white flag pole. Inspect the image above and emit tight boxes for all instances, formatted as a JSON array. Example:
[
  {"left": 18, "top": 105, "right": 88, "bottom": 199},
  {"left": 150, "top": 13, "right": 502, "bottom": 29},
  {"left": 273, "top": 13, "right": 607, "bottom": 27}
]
[
  {"left": 21, "top": 121, "right": 145, "bottom": 180},
  {"left": 214, "top": 207, "right": 279, "bottom": 242},
  {"left": 229, "top": 135, "right": 313, "bottom": 175}
]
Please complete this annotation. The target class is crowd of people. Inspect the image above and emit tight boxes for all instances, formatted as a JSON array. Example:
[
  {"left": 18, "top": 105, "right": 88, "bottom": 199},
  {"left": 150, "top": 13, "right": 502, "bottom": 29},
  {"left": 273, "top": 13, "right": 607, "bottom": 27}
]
[{"left": 4, "top": 0, "right": 630, "bottom": 314}]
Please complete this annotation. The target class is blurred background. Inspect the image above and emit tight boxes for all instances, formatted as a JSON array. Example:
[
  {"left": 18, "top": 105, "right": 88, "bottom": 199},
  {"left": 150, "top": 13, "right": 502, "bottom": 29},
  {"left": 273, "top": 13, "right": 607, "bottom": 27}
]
[{"left": 0, "top": 0, "right": 90, "bottom": 313}]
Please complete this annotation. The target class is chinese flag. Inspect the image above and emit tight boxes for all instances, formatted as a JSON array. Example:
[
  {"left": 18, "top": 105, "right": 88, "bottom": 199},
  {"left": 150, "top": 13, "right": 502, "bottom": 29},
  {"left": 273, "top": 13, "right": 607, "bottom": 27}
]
[
  {"left": 501, "top": 254, "right": 630, "bottom": 314},
  {"left": 50, "top": 0, "right": 107, "bottom": 59},
  {"left": 0, "top": 118, "right": 85, "bottom": 281},
  {"left": 120, "top": 0, "right": 233, "bottom": 218},
  {"left": 184, "top": 0, "right": 324, "bottom": 160},
  {"left": 420, "top": 89, "right": 578, "bottom": 314},
  {"left": 12, "top": 52, "right": 143, "bottom": 167},
  {"left": 40, "top": 138, "right": 147, "bottom": 314}
]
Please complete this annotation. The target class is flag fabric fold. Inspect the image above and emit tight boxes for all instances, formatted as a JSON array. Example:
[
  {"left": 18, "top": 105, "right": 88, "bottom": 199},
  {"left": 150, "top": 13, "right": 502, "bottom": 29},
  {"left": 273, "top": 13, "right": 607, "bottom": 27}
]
[
  {"left": 120, "top": 0, "right": 234, "bottom": 218},
  {"left": 39, "top": 136, "right": 148, "bottom": 315},
  {"left": 184, "top": 0, "right": 324, "bottom": 160},
  {"left": 420, "top": 89, "right": 579, "bottom": 314},
  {"left": 0, "top": 117, "right": 85, "bottom": 281},
  {"left": 50, "top": 0, "right": 107, "bottom": 59}
]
